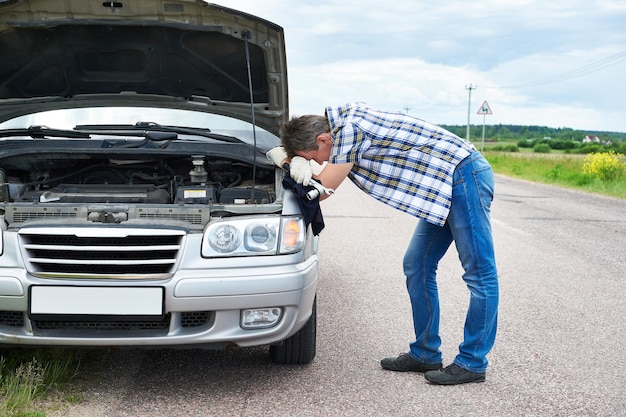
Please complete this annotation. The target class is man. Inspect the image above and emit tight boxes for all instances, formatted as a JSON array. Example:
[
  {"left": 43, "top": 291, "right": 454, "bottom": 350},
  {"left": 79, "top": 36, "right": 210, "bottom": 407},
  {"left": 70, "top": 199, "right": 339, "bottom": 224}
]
[{"left": 267, "top": 102, "right": 499, "bottom": 385}]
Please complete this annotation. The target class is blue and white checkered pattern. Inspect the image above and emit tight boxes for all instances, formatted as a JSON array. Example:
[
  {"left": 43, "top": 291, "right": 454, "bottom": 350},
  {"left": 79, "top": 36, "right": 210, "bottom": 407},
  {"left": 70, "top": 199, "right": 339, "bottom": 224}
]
[{"left": 326, "top": 103, "right": 476, "bottom": 226}]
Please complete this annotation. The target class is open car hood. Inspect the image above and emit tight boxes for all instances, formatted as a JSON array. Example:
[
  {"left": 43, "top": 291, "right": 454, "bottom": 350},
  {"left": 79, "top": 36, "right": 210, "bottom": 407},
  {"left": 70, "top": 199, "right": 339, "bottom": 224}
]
[{"left": 0, "top": 0, "right": 288, "bottom": 135}]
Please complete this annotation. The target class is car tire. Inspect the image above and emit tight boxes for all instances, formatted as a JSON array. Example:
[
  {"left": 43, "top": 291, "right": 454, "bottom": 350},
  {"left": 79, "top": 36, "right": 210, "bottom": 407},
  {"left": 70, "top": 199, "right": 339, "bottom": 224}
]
[{"left": 270, "top": 297, "right": 317, "bottom": 365}]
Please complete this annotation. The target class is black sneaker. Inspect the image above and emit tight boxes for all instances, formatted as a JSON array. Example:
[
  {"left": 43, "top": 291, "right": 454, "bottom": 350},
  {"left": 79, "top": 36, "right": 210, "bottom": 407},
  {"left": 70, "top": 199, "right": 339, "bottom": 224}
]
[
  {"left": 380, "top": 353, "right": 442, "bottom": 372},
  {"left": 424, "top": 363, "right": 486, "bottom": 385}
]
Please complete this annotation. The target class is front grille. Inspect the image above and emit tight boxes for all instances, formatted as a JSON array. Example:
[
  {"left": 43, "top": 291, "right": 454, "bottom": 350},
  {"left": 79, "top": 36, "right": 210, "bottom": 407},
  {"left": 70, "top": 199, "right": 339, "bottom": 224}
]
[
  {"left": 139, "top": 211, "right": 204, "bottom": 225},
  {"left": 1, "top": 311, "right": 213, "bottom": 336},
  {"left": 12, "top": 211, "right": 78, "bottom": 222},
  {"left": 19, "top": 227, "right": 185, "bottom": 279},
  {"left": 0, "top": 311, "right": 24, "bottom": 327},
  {"left": 181, "top": 311, "right": 211, "bottom": 328},
  {"left": 32, "top": 314, "right": 171, "bottom": 331},
  {"left": 6, "top": 205, "right": 210, "bottom": 230}
]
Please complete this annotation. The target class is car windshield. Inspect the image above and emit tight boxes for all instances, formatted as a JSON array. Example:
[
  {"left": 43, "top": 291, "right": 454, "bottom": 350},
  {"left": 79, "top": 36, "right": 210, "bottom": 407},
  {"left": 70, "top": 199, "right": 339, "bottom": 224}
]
[{"left": 0, "top": 107, "right": 280, "bottom": 150}]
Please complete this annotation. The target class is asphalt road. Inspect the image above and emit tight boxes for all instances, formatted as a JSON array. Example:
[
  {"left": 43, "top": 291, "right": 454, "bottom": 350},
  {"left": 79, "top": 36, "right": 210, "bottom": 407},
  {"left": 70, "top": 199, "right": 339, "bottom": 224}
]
[{"left": 53, "top": 175, "right": 626, "bottom": 417}]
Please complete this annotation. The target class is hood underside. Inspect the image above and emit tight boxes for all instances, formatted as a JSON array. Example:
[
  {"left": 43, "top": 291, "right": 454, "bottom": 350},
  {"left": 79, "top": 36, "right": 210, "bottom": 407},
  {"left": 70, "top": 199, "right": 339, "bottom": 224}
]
[{"left": 0, "top": 0, "right": 288, "bottom": 135}]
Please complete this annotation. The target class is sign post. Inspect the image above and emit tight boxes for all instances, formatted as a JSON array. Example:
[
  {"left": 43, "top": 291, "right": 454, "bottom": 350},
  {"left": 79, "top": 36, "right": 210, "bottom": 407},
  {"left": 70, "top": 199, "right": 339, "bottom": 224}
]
[{"left": 476, "top": 100, "right": 493, "bottom": 151}]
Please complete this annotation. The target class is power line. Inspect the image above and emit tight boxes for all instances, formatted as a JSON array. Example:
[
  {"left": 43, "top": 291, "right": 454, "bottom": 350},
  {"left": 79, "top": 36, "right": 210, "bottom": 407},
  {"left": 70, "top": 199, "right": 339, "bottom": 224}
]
[{"left": 490, "top": 49, "right": 626, "bottom": 89}]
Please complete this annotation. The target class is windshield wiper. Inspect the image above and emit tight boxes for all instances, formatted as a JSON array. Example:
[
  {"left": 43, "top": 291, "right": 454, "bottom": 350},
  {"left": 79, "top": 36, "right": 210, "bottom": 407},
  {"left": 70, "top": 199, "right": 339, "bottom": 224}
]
[
  {"left": 74, "top": 122, "right": 247, "bottom": 144},
  {"left": 0, "top": 123, "right": 253, "bottom": 148},
  {"left": 0, "top": 125, "right": 91, "bottom": 139}
]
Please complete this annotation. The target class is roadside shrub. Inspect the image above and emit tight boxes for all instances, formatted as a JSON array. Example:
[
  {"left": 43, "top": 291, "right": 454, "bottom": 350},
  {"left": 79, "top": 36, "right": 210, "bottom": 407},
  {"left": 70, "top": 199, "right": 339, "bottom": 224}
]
[
  {"left": 489, "top": 145, "right": 519, "bottom": 152},
  {"left": 549, "top": 140, "right": 578, "bottom": 150},
  {"left": 533, "top": 143, "right": 551, "bottom": 153},
  {"left": 503, "top": 145, "right": 519, "bottom": 152},
  {"left": 607, "top": 141, "right": 626, "bottom": 154},
  {"left": 578, "top": 144, "right": 603, "bottom": 154},
  {"left": 582, "top": 151, "right": 626, "bottom": 181}
]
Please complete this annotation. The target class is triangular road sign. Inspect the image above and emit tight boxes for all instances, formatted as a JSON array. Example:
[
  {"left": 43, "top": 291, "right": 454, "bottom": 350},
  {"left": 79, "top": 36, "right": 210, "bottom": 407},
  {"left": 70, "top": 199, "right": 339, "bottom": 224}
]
[{"left": 477, "top": 100, "right": 493, "bottom": 115}]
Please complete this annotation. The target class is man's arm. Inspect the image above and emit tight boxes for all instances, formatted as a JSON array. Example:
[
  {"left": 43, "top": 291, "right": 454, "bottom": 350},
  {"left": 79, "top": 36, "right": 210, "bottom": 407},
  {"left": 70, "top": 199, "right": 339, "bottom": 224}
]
[{"left": 314, "top": 162, "right": 354, "bottom": 201}]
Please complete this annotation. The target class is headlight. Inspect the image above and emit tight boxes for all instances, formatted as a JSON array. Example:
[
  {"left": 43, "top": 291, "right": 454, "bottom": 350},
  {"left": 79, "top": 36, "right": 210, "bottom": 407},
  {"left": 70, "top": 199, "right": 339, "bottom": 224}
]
[
  {"left": 202, "top": 216, "right": 305, "bottom": 257},
  {"left": 244, "top": 222, "right": 277, "bottom": 252},
  {"left": 208, "top": 224, "right": 241, "bottom": 253}
]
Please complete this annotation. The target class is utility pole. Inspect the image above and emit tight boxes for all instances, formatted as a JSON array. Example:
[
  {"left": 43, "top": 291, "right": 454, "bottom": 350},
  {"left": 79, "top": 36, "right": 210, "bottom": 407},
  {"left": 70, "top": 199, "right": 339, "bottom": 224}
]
[{"left": 465, "top": 84, "right": 477, "bottom": 142}]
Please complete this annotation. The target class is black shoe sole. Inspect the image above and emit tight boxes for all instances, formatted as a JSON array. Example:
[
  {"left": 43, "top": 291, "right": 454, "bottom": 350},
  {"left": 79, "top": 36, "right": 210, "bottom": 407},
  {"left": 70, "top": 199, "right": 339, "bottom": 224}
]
[
  {"left": 381, "top": 365, "right": 441, "bottom": 372},
  {"left": 424, "top": 373, "right": 486, "bottom": 385},
  {"left": 380, "top": 358, "right": 442, "bottom": 373}
]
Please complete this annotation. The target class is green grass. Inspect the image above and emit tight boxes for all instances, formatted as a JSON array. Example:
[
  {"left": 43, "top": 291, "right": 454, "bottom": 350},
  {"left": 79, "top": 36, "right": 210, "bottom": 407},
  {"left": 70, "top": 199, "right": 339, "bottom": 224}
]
[
  {"left": 483, "top": 151, "right": 626, "bottom": 199},
  {"left": 0, "top": 349, "right": 84, "bottom": 417}
]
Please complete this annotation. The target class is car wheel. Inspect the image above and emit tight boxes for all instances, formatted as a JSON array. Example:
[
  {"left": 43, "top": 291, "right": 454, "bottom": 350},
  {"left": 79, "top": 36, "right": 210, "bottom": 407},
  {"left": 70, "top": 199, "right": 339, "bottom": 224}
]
[{"left": 270, "top": 297, "right": 317, "bottom": 364}]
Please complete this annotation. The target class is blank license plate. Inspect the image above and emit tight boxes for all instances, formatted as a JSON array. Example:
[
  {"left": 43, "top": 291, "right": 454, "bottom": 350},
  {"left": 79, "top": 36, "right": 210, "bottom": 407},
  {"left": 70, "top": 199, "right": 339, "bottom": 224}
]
[{"left": 30, "top": 286, "right": 164, "bottom": 317}]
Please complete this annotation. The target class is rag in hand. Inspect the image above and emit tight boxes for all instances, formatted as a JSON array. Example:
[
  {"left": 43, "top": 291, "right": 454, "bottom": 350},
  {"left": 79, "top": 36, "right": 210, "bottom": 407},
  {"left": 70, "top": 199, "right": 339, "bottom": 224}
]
[{"left": 282, "top": 177, "right": 325, "bottom": 236}]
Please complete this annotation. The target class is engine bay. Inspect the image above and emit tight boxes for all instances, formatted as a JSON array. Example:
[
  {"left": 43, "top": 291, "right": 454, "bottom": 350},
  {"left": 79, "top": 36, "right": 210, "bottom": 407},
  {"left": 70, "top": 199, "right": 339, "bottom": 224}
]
[{"left": 0, "top": 151, "right": 277, "bottom": 216}]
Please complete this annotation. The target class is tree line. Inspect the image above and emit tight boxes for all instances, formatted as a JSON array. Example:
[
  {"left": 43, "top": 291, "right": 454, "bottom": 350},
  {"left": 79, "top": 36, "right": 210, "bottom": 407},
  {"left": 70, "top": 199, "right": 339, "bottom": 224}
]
[{"left": 441, "top": 124, "right": 625, "bottom": 144}]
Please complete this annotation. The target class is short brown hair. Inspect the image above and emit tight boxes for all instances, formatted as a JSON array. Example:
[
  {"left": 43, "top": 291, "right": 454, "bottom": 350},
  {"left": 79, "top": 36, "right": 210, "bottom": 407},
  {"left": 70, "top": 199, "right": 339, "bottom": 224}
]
[{"left": 279, "top": 115, "right": 330, "bottom": 158}]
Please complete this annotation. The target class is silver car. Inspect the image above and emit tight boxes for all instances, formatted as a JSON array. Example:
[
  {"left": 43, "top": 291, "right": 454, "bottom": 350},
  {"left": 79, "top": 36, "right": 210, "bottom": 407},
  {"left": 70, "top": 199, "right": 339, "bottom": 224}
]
[{"left": 0, "top": 0, "right": 319, "bottom": 364}]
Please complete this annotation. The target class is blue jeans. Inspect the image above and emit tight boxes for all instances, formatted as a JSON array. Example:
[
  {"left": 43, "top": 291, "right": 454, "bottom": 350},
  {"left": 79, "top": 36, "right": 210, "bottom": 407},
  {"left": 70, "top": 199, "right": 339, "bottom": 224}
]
[{"left": 403, "top": 152, "right": 498, "bottom": 373}]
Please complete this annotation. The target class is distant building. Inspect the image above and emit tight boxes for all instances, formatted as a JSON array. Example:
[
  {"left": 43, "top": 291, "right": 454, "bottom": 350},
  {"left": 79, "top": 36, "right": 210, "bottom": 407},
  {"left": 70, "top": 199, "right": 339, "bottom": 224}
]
[
  {"left": 583, "top": 135, "right": 612, "bottom": 145},
  {"left": 583, "top": 135, "right": 600, "bottom": 143}
]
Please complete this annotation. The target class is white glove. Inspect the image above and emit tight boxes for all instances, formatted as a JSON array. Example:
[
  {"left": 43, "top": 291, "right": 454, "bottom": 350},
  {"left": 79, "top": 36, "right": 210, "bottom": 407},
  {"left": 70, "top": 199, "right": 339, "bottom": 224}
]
[
  {"left": 289, "top": 156, "right": 313, "bottom": 186},
  {"left": 266, "top": 146, "right": 288, "bottom": 168}
]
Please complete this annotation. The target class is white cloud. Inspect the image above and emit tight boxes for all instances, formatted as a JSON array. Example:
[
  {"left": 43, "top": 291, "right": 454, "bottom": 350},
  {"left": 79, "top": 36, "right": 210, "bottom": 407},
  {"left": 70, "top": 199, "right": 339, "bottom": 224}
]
[{"left": 217, "top": 0, "right": 626, "bottom": 132}]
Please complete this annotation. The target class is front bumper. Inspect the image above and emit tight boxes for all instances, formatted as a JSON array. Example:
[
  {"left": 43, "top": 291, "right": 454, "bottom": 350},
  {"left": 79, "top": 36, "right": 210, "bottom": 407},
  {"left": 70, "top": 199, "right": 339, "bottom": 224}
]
[{"left": 0, "top": 257, "right": 318, "bottom": 349}]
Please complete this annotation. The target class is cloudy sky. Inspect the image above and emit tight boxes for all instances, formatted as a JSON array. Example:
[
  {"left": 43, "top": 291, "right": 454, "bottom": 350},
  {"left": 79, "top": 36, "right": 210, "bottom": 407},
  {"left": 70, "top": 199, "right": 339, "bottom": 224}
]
[{"left": 217, "top": 0, "right": 626, "bottom": 133}]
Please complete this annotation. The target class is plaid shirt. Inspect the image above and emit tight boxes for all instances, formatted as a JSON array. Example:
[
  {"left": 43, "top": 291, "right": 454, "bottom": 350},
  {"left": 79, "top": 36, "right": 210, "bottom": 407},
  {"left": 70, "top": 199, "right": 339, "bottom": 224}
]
[{"left": 326, "top": 103, "right": 476, "bottom": 226}]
